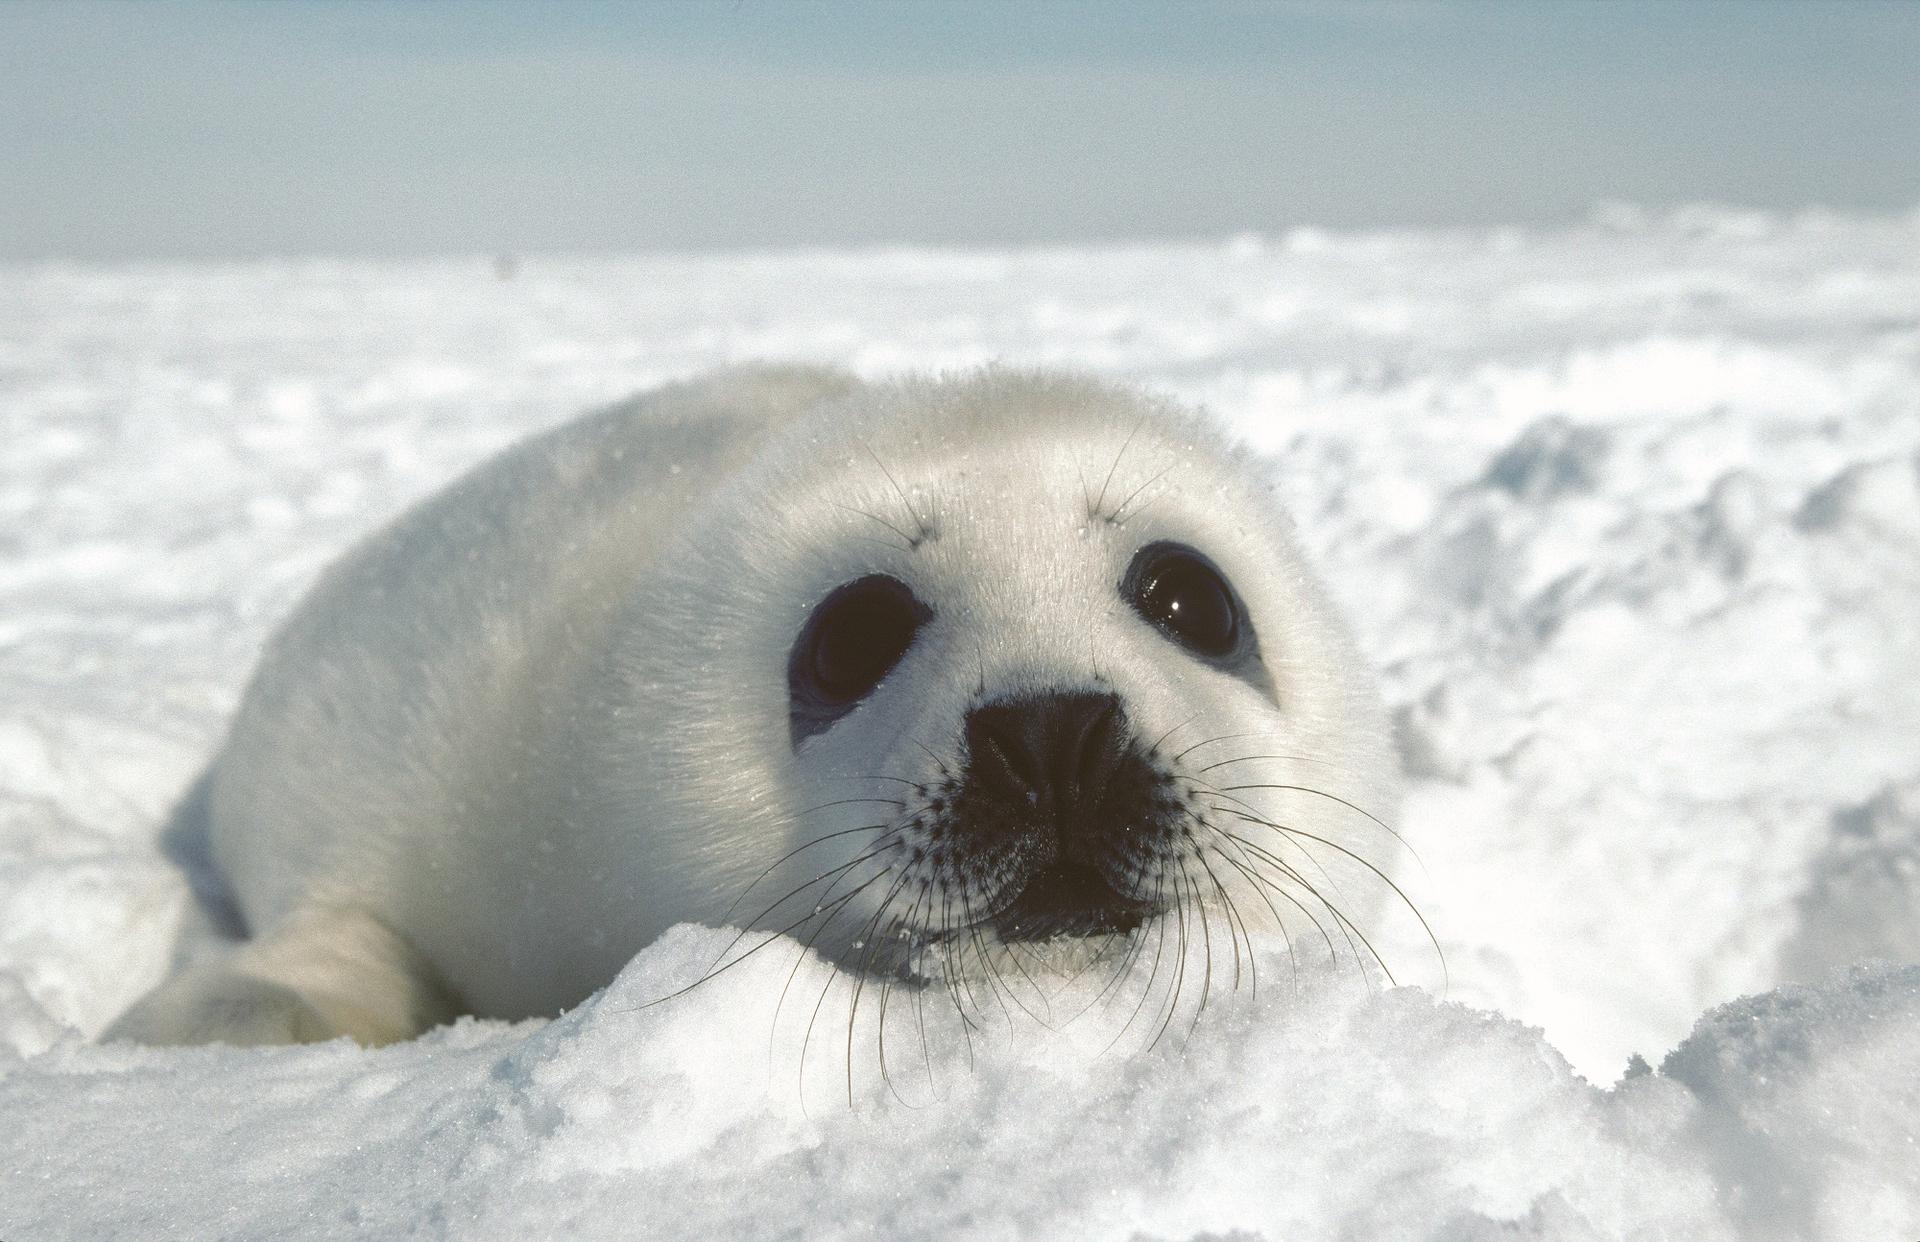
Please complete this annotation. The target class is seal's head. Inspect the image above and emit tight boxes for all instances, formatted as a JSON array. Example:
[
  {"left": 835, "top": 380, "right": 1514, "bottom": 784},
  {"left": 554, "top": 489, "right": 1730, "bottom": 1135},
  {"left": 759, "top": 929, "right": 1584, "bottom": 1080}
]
[{"left": 607, "top": 370, "right": 1400, "bottom": 987}]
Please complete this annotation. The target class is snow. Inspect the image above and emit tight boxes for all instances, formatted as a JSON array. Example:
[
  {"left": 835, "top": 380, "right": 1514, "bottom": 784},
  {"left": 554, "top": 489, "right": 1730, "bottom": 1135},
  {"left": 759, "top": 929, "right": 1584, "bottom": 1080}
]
[{"left": 3, "top": 205, "right": 1919, "bottom": 1237}]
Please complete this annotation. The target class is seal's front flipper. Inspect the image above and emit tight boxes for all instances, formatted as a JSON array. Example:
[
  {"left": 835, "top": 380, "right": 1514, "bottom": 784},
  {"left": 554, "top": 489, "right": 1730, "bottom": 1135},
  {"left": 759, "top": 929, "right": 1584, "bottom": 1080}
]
[
  {"left": 102, "top": 906, "right": 459, "bottom": 1048},
  {"left": 103, "top": 967, "right": 345, "bottom": 1047}
]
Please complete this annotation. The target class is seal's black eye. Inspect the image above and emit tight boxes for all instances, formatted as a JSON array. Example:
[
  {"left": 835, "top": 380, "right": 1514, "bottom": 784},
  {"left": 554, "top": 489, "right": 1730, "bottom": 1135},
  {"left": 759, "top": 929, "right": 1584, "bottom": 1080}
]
[
  {"left": 789, "top": 576, "right": 930, "bottom": 742},
  {"left": 1123, "top": 543, "right": 1242, "bottom": 660}
]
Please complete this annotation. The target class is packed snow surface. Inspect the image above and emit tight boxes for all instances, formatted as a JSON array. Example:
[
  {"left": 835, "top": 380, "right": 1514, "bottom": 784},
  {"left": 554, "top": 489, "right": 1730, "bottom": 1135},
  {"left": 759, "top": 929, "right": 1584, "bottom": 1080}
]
[{"left": 3, "top": 206, "right": 1918, "bottom": 1238}]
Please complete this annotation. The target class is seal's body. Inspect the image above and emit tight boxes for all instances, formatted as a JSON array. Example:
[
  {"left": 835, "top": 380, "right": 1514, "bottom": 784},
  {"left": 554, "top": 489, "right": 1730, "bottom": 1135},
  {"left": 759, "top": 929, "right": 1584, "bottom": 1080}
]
[{"left": 109, "top": 367, "right": 1400, "bottom": 1046}]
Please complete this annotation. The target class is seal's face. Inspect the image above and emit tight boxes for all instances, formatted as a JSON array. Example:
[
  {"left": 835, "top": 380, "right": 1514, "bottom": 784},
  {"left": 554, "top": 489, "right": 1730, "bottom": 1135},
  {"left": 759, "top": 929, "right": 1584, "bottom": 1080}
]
[
  {"left": 636, "top": 373, "right": 1401, "bottom": 990},
  {"left": 785, "top": 542, "right": 1272, "bottom": 946}
]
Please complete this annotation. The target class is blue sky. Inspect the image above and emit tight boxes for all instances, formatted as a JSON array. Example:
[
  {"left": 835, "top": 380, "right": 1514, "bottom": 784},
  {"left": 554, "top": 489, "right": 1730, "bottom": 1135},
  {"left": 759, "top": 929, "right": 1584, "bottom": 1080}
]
[{"left": 2, "top": 0, "right": 1916, "bottom": 260}]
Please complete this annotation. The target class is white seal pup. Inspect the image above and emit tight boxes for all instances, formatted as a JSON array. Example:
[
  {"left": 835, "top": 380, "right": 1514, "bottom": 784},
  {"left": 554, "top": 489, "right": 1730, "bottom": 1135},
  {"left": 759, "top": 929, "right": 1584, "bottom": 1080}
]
[{"left": 107, "top": 366, "right": 1404, "bottom": 1047}]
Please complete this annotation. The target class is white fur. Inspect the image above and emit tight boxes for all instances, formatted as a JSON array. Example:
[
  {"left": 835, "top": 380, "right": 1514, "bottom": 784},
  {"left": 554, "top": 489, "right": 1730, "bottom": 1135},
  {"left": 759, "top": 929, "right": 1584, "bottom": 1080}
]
[{"left": 108, "top": 366, "right": 1398, "bottom": 1045}]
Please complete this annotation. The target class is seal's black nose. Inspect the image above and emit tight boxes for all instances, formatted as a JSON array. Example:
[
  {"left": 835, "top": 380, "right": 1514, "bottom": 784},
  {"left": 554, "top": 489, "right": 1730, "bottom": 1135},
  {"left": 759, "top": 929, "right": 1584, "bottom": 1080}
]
[{"left": 963, "top": 691, "right": 1127, "bottom": 820}]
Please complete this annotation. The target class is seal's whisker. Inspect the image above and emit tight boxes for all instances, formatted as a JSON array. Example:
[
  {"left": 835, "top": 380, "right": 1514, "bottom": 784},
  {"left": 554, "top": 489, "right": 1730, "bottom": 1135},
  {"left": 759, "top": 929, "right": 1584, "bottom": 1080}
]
[
  {"left": 957, "top": 883, "right": 1021, "bottom": 1036},
  {"left": 1107, "top": 463, "right": 1176, "bottom": 526},
  {"left": 889, "top": 878, "right": 941, "bottom": 1090},
  {"left": 710, "top": 832, "right": 904, "bottom": 972},
  {"left": 1173, "top": 730, "right": 1269, "bottom": 763},
  {"left": 1089, "top": 425, "right": 1169, "bottom": 526},
  {"left": 961, "top": 883, "right": 1063, "bottom": 1028},
  {"left": 652, "top": 844, "right": 883, "bottom": 1013},
  {"left": 643, "top": 863, "right": 885, "bottom": 1012},
  {"left": 857, "top": 438, "right": 934, "bottom": 546},
  {"left": 845, "top": 532, "right": 922, "bottom": 557},
  {"left": 1222, "top": 831, "right": 1391, "bottom": 989},
  {"left": 1101, "top": 871, "right": 1172, "bottom": 1057},
  {"left": 1198, "top": 748, "right": 1431, "bottom": 886},
  {"left": 1082, "top": 876, "right": 1159, "bottom": 1022},
  {"left": 869, "top": 886, "right": 923, "bottom": 1109},
  {"left": 771, "top": 868, "right": 889, "bottom": 1065},
  {"left": 1210, "top": 796, "right": 1445, "bottom": 989},
  {"left": 1214, "top": 779, "right": 1416, "bottom": 858},
  {"left": 908, "top": 895, "right": 948, "bottom": 1093},
  {"left": 990, "top": 932, "right": 1060, "bottom": 1030},
  {"left": 1194, "top": 849, "right": 1251, "bottom": 997},
  {"left": 1177, "top": 732, "right": 1413, "bottom": 840},
  {"left": 1197, "top": 782, "right": 1350, "bottom": 895},
  {"left": 907, "top": 736, "right": 953, "bottom": 781},
  {"left": 956, "top": 932, "right": 1007, "bottom": 1038},
  {"left": 1182, "top": 873, "right": 1216, "bottom": 1039},
  {"left": 1216, "top": 832, "right": 1342, "bottom": 965},
  {"left": 999, "top": 934, "right": 1078, "bottom": 1019},
  {"left": 849, "top": 870, "right": 917, "bottom": 1109},
  {"left": 1147, "top": 713, "right": 1203, "bottom": 756},
  {"left": 832, "top": 501, "right": 918, "bottom": 554},
  {"left": 935, "top": 889, "right": 984, "bottom": 1026},
  {"left": 717, "top": 821, "right": 898, "bottom": 926},
  {"left": 1089, "top": 418, "right": 1145, "bottom": 520},
  {"left": 811, "top": 830, "right": 908, "bottom": 912},
  {"left": 936, "top": 951, "right": 976, "bottom": 1076},
  {"left": 1037, "top": 920, "right": 1143, "bottom": 1032},
  {"left": 798, "top": 965, "right": 842, "bottom": 1117},
  {"left": 793, "top": 796, "right": 910, "bottom": 817},
  {"left": 1144, "top": 870, "right": 1194, "bottom": 1054},
  {"left": 1054, "top": 923, "right": 1130, "bottom": 995},
  {"left": 1053, "top": 930, "right": 1140, "bottom": 1029},
  {"left": 1208, "top": 842, "right": 1295, "bottom": 993},
  {"left": 1139, "top": 872, "right": 1187, "bottom": 1055},
  {"left": 796, "top": 865, "right": 898, "bottom": 1109},
  {"left": 938, "top": 891, "right": 993, "bottom": 1045},
  {"left": 1194, "top": 751, "right": 1347, "bottom": 774},
  {"left": 836, "top": 774, "right": 923, "bottom": 789}
]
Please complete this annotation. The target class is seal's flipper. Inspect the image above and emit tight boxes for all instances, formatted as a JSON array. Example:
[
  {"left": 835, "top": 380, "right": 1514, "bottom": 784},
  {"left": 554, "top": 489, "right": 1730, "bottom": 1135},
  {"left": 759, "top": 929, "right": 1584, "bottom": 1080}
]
[{"left": 103, "top": 906, "right": 459, "bottom": 1047}]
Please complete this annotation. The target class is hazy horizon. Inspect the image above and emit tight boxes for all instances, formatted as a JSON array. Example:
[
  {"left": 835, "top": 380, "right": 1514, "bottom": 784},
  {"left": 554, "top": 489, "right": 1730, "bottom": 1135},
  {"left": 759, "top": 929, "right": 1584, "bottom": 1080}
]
[{"left": 3, "top": 0, "right": 1917, "bottom": 262}]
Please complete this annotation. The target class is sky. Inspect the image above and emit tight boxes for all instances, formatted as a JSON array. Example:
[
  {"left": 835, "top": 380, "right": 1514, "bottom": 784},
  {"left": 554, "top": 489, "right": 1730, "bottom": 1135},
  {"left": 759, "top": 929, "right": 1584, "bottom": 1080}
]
[{"left": 2, "top": 0, "right": 1917, "bottom": 261}]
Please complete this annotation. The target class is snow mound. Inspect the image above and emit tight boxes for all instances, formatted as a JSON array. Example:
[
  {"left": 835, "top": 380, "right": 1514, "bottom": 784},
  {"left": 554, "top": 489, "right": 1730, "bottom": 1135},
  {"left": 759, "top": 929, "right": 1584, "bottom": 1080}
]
[{"left": 4, "top": 929, "right": 1914, "bottom": 1239}]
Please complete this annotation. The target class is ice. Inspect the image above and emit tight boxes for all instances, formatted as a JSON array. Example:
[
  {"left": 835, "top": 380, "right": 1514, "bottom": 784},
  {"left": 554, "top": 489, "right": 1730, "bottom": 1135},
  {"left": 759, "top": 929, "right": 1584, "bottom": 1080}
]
[{"left": 3, "top": 205, "right": 1918, "bottom": 1236}]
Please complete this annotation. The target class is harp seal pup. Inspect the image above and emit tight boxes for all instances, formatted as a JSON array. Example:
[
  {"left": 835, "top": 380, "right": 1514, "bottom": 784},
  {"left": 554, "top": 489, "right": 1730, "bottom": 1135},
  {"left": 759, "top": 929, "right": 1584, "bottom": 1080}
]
[{"left": 107, "top": 366, "right": 1402, "bottom": 1047}]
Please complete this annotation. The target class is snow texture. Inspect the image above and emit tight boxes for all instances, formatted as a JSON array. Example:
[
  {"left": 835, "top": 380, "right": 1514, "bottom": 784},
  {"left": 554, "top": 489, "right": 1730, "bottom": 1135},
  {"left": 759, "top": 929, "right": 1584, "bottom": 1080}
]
[{"left": 3, "top": 205, "right": 1918, "bottom": 1238}]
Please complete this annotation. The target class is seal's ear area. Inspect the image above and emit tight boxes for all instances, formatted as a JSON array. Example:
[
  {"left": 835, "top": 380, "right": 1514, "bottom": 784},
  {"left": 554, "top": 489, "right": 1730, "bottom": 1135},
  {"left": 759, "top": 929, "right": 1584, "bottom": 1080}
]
[{"left": 788, "top": 574, "right": 932, "bottom": 745}]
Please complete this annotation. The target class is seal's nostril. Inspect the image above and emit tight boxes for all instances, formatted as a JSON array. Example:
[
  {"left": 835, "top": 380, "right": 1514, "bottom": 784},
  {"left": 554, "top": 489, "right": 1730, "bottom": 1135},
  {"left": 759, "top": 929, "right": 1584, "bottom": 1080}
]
[
  {"left": 974, "top": 726, "right": 1041, "bottom": 804},
  {"left": 1070, "top": 695, "right": 1126, "bottom": 797},
  {"left": 964, "top": 704, "right": 1045, "bottom": 805},
  {"left": 962, "top": 692, "right": 1128, "bottom": 816}
]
